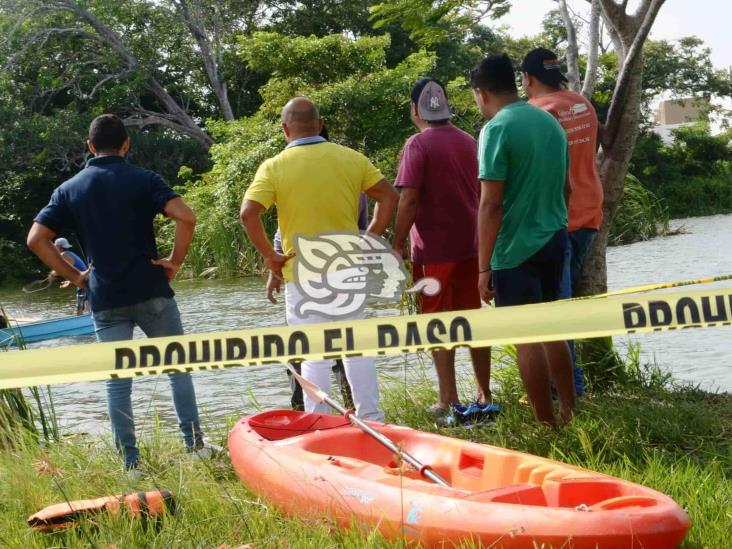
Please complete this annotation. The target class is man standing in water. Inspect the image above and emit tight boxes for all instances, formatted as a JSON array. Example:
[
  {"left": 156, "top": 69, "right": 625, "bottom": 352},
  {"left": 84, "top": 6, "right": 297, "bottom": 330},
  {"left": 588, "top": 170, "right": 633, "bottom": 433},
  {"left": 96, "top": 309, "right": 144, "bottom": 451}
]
[
  {"left": 392, "top": 77, "right": 493, "bottom": 426},
  {"left": 47, "top": 237, "right": 89, "bottom": 315},
  {"left": 240, "top": 97, "right": 398, "bottom": 421},
  {"left": 28, "top": 114, "right": 209, "bottom": 476},
  {"left": 521, "top": 48, "right": 605, "bottom": 397},
  {"left": 471, "top": 54, "right": 576, "bottom": 427}
]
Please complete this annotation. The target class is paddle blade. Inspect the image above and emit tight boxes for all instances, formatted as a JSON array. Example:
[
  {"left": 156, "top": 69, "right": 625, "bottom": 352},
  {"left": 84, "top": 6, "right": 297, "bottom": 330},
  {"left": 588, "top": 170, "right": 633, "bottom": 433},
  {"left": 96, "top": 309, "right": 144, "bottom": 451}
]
[{"left": 284, "top": 363, "right": 327, "bottom": 404}]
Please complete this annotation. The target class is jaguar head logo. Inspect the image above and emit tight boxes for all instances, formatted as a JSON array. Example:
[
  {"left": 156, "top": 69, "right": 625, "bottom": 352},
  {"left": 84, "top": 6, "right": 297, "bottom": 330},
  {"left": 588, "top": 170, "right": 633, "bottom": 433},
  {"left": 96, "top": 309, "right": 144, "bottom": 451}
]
[{"left": 293, "top": 232, "right": 408, "bottom": 318}]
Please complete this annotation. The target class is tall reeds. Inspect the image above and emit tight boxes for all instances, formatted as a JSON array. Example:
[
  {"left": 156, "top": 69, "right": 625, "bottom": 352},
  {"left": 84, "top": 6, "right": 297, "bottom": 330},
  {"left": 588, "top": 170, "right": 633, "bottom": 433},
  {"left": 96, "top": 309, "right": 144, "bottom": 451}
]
[
  {"left": 0, "top": 308, "right": 59, "bottom": 446},
  {"left": 609, "top": 174, "right": 671, "bottom": 245}
]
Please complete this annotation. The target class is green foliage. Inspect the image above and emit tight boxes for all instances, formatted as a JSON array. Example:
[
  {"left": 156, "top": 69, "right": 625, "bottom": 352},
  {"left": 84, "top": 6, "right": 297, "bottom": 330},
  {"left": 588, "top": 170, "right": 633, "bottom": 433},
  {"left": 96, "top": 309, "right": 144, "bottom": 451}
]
[
  {"left": 371, "top": 0, "right": 510, "bottom": 48},
  {"left": 664, "top": 123, "right": 732, "bottom": 177},
  {"left": 609, "top": 174, "right": 670, "bottom": 245},
  {"left": 269, "top": 0, "right": 376, "bottom": 37},
  {"left": 653, "top": 172, "right": 732, "bottom": 219},
  {"left": 2, "top": 0, "right": 732, "bottom": 282},
  {"left": 631, "top": 124, "right": 732, "bottom": 218},
  {"left": 238, "top": 32, "right": 390, "bottom": 85},
  {"left": 174, "top": 115, "right": 284, "bottom": 278},
  {"left": 182, "top": 34, "right": 438, "bottom": 276},
  {"left": 0, "top": 387, "right": 36, "bottom": 447},
  {"left": 643, "top": 37, "right": 732, "bottom": 101}
]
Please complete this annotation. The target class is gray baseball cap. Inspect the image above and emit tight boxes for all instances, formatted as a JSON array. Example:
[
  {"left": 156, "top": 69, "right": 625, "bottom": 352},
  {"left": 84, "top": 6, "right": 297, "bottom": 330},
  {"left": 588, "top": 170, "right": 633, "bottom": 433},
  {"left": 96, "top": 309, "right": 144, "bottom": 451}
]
[
  {"left": 54, "top": 237, "right": 71, "bottom": 249},
  {"left": 417, "top": 81, "right": 451, "bottom": 121}
]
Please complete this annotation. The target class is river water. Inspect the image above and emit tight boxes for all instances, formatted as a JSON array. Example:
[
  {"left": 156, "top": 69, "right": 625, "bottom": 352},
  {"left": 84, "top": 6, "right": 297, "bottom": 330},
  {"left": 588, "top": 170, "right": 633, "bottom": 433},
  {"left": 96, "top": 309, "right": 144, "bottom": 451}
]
[{"left": 1, "top": 214, "right": 730, "bottom": 436}]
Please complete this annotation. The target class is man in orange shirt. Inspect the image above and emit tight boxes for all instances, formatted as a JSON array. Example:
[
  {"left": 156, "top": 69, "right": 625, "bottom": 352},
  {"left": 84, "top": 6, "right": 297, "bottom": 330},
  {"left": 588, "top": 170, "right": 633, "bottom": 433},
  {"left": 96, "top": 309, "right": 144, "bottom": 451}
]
[{"left": 521, "top": 48, "right": 604, "bottom": 396}]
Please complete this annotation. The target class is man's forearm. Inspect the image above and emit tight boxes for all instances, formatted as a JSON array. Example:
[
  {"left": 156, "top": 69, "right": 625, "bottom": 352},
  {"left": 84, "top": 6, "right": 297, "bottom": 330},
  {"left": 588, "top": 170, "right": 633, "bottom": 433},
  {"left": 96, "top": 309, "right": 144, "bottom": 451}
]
[
  {"left": 478, "top": 203, "right": 502, "bottom": 272},
  {"left": 392, "top": 196, "right": 418, "bottom": 249},
  {"left": 243, "top": 216, "right": 276, "bottom": 259},
  {"left": 169, "top": 218, "right": 195, "bottom": 267},
  {"left": 366, "top": 195, "right": 397, "bottom": 236}
]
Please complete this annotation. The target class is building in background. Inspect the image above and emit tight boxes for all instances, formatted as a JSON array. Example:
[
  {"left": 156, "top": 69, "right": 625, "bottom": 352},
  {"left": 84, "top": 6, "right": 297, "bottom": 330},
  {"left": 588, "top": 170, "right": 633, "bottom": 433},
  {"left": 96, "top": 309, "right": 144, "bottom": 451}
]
[{"left": 653, "top": 97, "right": 710, "bottom": 144}]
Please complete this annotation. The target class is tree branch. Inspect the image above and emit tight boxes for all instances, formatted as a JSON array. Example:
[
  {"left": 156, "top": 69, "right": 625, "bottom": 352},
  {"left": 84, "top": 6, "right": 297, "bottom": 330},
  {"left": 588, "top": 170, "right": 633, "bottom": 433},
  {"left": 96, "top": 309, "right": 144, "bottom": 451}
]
[
  {"left": 582, "top": 0, "right": 601, "bottom": 99},
  {"left": 85, "top": 68, "right": 135, "bottom": 99},
  {"left": 122, "top": 112, "right": 213, "bottom": 148},
  {"left": 171, "top": 0, "right": 234, "bottom": 121},
  {"left": 603, "top": 0, "right": 666, "bottom": 147},
  {"left": 597, "top": 0, "right": 636, "bottom": 47},
  {"left": 2, "top": 26, "right": 102, "bottom": 70},
  {"left": 54, "top": 0, "right": 213, "bottom": 148},
  {"left": 556, "top": 0, "right": 581, "bottom": 92}
]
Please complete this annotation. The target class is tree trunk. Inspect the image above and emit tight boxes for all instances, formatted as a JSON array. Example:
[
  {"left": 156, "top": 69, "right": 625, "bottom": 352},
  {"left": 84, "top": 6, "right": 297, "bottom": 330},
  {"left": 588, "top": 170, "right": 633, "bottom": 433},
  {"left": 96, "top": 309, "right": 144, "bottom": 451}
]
[
  {"left": 576, "top": 0, "right": 666, "bottom": 296},
  {"left": 581, "top": 0, "right": 601, "bottom": 99},
  {"left": 173, "top": 0, "right": 235, "bottom": 121},
  {"left": 577, "top": 67, "right": 645, "bottom": 294}
]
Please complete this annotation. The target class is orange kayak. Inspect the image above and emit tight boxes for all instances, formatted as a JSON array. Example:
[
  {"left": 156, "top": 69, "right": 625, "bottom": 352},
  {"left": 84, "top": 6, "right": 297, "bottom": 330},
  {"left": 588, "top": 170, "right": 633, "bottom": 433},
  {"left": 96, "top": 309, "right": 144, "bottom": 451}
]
[{"left": 229, "top": 410, "right": 690, "bottom": 548}]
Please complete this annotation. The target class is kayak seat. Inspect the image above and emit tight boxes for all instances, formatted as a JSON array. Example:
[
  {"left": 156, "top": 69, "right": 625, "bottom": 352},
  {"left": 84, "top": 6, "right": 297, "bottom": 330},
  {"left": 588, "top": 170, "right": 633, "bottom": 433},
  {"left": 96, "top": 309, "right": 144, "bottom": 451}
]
[
  {"left": 450, "top": 450, "right": 585, "bottom": 489},
  {"left": 461, "top": 484, "right": 548, "bottom": 506},
  {"left": 513, "top": 461, "right": 580, "bottom": 485},
  {"left": 541, "top": 478, "right": 648, "bottom": 508}
]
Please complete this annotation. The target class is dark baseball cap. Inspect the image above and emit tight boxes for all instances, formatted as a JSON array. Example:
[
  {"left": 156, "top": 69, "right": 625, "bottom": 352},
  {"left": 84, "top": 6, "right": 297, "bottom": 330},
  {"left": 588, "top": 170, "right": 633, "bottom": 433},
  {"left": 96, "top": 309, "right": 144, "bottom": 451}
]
[{"left": 521, "top": 48, "right": 568, "bottom": 85}]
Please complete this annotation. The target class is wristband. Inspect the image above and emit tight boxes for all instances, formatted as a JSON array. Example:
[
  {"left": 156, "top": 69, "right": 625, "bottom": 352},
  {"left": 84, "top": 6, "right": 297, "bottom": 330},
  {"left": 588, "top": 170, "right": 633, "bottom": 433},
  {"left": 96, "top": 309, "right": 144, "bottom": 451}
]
[{"left": 479, "top": 268, "right": 491, "bottom": 274}]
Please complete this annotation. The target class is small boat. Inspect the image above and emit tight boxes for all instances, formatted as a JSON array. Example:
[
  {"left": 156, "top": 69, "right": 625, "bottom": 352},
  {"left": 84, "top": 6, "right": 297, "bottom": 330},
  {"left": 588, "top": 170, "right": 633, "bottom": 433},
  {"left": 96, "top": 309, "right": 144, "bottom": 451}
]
[
  {"left": 0, "top": 313, "right": 94, "bottom": 347},
  {"left": 229, "top": 410, "right": 690, "bottom": 548}
]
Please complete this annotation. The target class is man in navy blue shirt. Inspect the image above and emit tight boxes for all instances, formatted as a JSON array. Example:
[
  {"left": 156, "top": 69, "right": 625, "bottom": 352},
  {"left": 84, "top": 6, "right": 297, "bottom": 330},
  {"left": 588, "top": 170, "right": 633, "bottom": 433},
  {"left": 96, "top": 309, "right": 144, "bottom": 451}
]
[{"left": 27, "top": 114, "right": 207, "bottom": 475}]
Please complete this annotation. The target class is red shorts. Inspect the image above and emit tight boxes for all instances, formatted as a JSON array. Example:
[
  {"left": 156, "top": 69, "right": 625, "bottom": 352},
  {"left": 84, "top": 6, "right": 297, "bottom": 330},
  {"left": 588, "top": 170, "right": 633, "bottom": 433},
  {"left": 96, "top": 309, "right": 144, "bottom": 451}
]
[{"left": 413, "top": 256, "right": 481, "bottom": 313}]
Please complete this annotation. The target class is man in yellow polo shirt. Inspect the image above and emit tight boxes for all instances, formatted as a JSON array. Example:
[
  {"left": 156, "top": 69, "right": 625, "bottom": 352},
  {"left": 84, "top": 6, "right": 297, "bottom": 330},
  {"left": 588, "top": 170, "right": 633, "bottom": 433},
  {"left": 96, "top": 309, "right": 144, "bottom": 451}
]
[{"left": 240, "top": 97, "right": 398, "bottom": 420}]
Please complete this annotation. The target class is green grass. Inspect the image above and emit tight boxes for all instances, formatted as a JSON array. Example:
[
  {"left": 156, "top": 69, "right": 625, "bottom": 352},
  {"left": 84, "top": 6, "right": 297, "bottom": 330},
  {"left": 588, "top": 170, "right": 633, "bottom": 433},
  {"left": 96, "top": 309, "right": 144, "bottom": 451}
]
[{"left": 0, "top": 351, "right": 729, "bottom": 548}]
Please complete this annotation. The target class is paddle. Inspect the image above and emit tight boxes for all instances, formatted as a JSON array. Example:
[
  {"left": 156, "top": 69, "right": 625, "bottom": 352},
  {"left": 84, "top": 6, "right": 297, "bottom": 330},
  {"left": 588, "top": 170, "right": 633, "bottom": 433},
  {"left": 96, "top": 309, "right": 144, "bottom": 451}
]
[{"left": 284, "top": 362, "right": 453, "bottom": 489}]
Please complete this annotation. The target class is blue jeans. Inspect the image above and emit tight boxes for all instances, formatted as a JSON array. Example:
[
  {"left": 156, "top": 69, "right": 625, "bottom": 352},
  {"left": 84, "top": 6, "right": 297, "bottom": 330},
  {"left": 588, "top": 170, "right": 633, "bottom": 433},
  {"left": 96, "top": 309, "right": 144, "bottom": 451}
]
[
  {"left": 559, "top": 228, "right": 598, "bottom": 396},
  {"left": 93, "top": 297, "right": 203, "bottom": 468}
]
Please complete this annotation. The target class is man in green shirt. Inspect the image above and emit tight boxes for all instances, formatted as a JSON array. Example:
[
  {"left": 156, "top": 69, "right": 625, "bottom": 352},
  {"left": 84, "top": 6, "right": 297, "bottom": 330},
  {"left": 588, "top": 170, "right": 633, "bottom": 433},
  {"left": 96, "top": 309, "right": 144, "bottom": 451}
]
[{"left": 471, "top": 53, "right": 576, "bottom": 428}]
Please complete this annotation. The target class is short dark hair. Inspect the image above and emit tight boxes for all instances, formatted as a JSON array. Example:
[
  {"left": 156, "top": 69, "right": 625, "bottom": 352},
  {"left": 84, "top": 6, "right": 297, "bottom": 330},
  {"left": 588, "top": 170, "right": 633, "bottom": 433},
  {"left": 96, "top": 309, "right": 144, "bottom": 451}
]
[
  {"left": 470, "top": 54, "right": 518, "bottom": 95},
  {"left": 89, "top": 114, "right": 128, "bottom": 152}
]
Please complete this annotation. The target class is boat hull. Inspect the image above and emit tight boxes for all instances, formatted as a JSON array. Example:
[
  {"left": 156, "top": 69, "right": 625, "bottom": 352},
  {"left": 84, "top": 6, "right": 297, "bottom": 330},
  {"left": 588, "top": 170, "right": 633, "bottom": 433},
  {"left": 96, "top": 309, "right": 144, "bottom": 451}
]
[
  {"left": 229, "top": 410, "right": 690, "bottom": 548},
  {"left": 0, "top": 313, "right": 94, "bottom": 347}
]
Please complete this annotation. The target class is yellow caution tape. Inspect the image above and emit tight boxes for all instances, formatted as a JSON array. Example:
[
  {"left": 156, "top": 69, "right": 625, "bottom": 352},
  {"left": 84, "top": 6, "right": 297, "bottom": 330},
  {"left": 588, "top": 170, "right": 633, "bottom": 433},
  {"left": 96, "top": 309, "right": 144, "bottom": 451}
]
[
  {"left": 572, "top": 274, "right": 732, "bottom": 300},
  {"left": 1, "top": 286, "right": 731, "bottom": 390}
]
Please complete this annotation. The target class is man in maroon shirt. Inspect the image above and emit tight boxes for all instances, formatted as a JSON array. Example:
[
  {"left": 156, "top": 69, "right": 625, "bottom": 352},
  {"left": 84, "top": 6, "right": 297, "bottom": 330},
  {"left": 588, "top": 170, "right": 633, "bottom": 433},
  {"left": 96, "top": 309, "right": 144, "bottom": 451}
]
[{"left": 393, "top": 78, "right": 493, "bottom": 423}]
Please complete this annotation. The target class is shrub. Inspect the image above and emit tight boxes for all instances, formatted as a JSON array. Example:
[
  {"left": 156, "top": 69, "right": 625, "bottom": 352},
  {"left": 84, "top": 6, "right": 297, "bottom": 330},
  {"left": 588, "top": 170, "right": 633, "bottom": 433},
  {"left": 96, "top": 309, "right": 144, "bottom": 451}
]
[{"left": 609, "top": 174, "right": 670, "bottom": 245}]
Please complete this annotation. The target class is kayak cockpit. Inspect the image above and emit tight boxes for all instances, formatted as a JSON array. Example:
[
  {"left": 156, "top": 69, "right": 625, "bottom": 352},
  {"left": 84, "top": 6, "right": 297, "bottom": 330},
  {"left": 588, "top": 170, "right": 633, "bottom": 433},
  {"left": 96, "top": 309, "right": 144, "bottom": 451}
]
[{"left": 248, "top": 409, "right": 350, "bottom": 440}]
